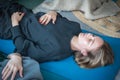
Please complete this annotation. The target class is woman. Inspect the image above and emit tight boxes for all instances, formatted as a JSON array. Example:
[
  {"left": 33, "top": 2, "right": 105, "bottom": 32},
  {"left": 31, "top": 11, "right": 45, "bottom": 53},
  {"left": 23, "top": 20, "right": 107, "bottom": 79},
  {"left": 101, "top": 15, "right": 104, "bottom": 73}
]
[{"left": 0, "top": 2, "right": 114, "bottom": 80}]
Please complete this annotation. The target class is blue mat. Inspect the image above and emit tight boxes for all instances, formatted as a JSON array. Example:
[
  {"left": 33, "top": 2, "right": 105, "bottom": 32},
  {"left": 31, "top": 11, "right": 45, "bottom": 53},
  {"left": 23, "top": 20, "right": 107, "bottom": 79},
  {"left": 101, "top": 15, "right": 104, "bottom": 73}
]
[
  {"left": 0, "top": 31, "right": 120, "bottom": 80},
  {"left": 40, "top": 34, "right": 120, "bottom": 80}
]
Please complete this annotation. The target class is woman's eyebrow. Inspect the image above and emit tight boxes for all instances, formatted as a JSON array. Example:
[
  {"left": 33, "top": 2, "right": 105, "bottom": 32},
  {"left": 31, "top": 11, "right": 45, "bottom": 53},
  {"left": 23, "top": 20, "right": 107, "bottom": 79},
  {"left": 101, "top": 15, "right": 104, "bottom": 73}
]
[{"left": 89, "top": 38, "right": 95, "bottom": 47}]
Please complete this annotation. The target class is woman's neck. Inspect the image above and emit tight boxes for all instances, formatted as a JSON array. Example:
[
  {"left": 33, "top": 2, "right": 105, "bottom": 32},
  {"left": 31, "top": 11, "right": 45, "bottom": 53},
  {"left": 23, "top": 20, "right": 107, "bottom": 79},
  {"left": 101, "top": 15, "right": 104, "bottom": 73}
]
[{"left": 70, "top": 36, "right": 80, "bottom": 51}]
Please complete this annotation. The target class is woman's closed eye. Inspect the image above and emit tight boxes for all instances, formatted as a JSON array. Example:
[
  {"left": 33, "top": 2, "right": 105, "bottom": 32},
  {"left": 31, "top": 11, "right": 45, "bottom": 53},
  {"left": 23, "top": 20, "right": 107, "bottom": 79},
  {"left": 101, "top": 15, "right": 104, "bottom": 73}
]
[{"left": 88, "top": 38, "right": 94, "bottom": 47}]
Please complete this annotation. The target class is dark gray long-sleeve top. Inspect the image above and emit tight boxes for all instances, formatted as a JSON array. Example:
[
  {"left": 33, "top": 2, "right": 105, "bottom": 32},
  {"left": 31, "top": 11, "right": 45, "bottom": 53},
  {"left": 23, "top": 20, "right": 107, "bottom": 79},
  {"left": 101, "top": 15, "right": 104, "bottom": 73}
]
[
  {"left": 0, "top": 3, "right": 81, "bottom": 62},
  {"left": 10, "top": 12, "right": 81, "bottom": 62}
]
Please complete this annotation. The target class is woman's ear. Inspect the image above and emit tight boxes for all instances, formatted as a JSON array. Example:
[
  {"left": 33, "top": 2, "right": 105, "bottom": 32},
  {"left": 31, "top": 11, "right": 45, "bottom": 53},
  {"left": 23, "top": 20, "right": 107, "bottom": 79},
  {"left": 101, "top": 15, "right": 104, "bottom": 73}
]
[{"left": 81, "top": 49, "right": 88, "bottom": 56}]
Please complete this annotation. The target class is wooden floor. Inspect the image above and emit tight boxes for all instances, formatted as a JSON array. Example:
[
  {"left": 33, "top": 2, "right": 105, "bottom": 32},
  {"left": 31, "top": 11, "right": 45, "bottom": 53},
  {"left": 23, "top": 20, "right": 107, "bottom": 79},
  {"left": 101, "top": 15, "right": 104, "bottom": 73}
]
[{"left": 72, "top": 0, "right": 120, "bottom": 38}]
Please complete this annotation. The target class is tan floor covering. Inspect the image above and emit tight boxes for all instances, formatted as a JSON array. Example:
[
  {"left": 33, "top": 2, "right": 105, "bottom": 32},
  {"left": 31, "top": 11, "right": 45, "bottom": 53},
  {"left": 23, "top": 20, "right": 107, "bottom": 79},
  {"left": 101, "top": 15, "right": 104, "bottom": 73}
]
[{"left": 73, "top": 0, "right": 120, "bottom": 38}]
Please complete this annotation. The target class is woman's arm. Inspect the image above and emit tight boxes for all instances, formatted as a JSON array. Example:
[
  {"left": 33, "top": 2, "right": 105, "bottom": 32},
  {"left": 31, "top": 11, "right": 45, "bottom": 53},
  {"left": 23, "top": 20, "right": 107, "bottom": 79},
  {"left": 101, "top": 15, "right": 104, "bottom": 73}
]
[{"left": 1, "top": 12, "right": 24, "bottom": 80}]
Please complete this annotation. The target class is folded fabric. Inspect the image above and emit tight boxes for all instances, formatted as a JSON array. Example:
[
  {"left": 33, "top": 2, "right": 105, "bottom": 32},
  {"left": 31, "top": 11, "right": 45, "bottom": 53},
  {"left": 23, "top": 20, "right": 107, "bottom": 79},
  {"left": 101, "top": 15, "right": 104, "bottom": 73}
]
[{"left": 33, "top": 0, "right": 120, "bottom": 20}]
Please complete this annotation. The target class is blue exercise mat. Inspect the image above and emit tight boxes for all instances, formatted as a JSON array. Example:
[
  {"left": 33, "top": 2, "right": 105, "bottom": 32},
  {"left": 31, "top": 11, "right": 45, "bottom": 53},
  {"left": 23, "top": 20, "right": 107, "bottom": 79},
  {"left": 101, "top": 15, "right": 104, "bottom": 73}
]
[
  {"left": 0, "top": 32, "right": 120, "bottom": 80},
  {"left": 40, "top": 35, "right": 120, "bottom": 80}
]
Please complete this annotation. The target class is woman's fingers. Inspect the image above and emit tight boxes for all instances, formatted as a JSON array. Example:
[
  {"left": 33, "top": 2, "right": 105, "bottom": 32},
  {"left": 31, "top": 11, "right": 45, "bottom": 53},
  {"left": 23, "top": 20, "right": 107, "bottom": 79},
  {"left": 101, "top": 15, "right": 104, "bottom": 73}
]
[
  {"left": 39, "top": 15, "right": 46, "bottom": 23},
  {"left": 48, "top": 11, "right": 57, "bottom": 24},
  {"left": 11, "top": 67, "right": 18, "bottom": 80},
  {"left": 18, "top": 12, "right": 25, "bottom": 21},
  {"left": 19, "top": 67, "right": 23, "bottom": 78},
  {"left": 2, "top": 62, "right": 9, "bottom": 74},
  {"left": 3, "top": 65, "right": 13, "bottom": 80},
  {"left": 12, "top": 12, "right": 24, "bottom": 21},
  {"left": 2, "top": 62, "right": 13, "bottom": 80},
  {"left": 19, "top": 12, "right": 25, "bottom": 18},
  {"left": 52, "top": 16, "right": 56, "bottom": 24},
  {"left": 39, "top": 11, "right": 57, "bottom": 25},
  {"left": 40, "top": 15, "right": 50, "bottom": 25},
  {"left": 2, "top": 65, "right": 10, "bottom": 79},
  {"left": 41, "top": 16, "right": 48, "bottom": 24},
  {"left": 2, "top": 67, "right": 10, "bottom": 79},
  {"left": 44, "top": 16, "right": 51, "bottom": 25}
]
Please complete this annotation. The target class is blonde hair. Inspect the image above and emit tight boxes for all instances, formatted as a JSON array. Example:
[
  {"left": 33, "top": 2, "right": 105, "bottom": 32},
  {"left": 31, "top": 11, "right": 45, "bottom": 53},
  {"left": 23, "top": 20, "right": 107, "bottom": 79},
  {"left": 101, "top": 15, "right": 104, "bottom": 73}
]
[{"left": 74, "top": 41, "right": 114, "bottom": 68}]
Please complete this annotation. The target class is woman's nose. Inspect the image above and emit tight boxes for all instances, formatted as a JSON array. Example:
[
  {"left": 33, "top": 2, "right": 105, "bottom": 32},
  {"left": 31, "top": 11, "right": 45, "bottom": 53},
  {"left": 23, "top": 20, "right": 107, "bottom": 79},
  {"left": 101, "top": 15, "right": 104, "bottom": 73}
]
[
  {"left": 87, "top": 33, "right": 92, "bottom": 37},
  {"left": 87, "top": 33, "right": 94, "bottom": 39}
]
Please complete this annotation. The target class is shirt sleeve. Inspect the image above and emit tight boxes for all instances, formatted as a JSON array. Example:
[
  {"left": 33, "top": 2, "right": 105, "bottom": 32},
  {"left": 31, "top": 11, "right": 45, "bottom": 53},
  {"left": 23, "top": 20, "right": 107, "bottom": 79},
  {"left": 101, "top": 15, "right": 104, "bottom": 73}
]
[{"left": 10, "top": 26, "right": 28, "bottom": 55}]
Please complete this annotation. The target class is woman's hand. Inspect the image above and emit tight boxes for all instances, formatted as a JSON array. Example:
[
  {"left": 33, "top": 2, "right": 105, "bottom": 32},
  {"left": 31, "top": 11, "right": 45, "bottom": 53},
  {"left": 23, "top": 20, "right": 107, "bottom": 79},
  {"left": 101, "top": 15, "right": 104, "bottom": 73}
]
[
  {"left": 2, "top": 53, "right": 23, "bottom": 80},
  {"left": 11, "top": 12, "right": 25, "bottom": 27},
  {"left": 39, "top": 11, "right": 57, "bottom": 25}
]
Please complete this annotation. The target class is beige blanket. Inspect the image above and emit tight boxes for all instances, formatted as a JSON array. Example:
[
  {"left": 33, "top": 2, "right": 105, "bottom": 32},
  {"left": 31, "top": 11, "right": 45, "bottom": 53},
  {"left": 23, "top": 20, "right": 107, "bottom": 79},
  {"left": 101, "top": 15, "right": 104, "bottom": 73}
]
[{"left": 33, "top": 0, "right": 120, "bottom": 20}]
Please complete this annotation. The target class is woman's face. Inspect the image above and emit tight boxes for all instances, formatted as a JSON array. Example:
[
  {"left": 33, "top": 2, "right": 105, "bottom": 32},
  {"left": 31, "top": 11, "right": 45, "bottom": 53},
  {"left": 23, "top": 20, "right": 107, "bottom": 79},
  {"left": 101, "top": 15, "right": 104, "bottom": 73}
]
[{"left": 78, "top": 33, "right": 104, "bottom": 52}]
